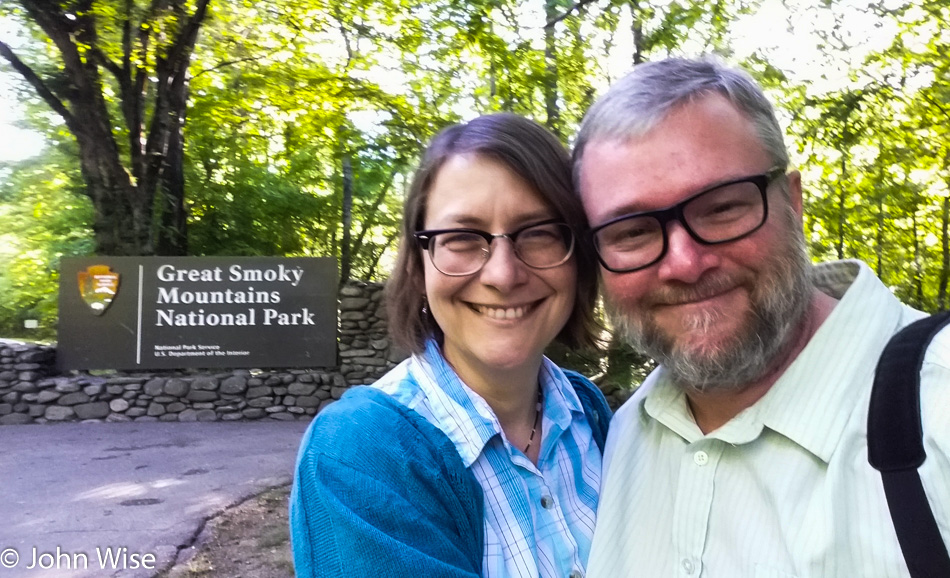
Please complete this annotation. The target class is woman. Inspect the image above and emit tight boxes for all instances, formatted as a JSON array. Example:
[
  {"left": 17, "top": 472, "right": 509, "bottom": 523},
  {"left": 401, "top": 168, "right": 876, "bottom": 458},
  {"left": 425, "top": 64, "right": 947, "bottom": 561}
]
[{"left": 290, "top": 113, "right": 610, "bottom": 578}]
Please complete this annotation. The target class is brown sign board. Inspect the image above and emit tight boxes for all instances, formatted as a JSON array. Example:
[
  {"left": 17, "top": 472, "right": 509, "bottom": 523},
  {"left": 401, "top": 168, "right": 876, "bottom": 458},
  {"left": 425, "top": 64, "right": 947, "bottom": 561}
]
[{"left": 58, "top": 257, "right": 338, "bottom": 370}]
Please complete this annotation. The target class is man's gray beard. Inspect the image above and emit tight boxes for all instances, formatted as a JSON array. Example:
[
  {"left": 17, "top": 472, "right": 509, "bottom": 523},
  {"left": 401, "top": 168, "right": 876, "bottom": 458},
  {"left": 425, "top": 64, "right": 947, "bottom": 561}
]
[{"left": 608, "top": 218, "right": 813, "bottom": 394}]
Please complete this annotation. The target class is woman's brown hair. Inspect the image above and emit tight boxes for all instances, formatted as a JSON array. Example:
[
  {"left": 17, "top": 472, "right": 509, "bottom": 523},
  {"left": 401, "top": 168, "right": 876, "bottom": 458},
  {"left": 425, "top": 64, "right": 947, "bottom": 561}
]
[{"left": 386, "top": 113, "right": 601, "bottom": 354}]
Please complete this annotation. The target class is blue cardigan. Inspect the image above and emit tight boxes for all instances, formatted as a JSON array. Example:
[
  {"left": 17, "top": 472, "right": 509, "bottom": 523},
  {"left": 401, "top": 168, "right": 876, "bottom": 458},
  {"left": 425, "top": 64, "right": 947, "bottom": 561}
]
[{"left": 290, "top": 370, "right": 611, "bottom": 578}]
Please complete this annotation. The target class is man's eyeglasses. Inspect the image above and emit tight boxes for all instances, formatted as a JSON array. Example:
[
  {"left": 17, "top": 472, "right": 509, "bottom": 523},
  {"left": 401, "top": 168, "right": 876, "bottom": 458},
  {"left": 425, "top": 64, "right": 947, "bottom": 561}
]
[
  {"left": 589, "top": 169, "right": 786, "bottom": 273},
  {"left": 414, "top": 219, "right": 575, "bottom": 277}
]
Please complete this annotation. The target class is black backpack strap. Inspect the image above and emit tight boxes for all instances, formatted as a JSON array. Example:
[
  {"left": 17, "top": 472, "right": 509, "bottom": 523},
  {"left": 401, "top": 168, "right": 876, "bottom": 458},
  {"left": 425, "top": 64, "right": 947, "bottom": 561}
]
[{"left": 868, "top": 311, "right": 950, "bottom": 578}]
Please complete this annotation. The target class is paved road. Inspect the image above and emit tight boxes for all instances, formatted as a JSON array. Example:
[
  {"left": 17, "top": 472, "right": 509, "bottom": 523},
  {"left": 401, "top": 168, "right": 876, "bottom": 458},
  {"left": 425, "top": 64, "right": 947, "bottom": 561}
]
[{"left": 0, "top": 421, "right": 310, "bottom": 577}]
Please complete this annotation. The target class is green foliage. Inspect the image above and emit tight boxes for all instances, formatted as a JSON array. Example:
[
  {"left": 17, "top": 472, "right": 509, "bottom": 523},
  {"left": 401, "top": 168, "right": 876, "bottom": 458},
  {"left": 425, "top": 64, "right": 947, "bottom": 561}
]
[
  {"left": 0, "top": 148, "right": 93, "bottom": 341},
  {"left": 786, "top": 0, "right": 950, "bottom": 312},
  {"left": 547, "top": 333, "right": 655, "bottom": 391},
  {"left": 2, "top": 0, "right": 950, "bottom": 386}
]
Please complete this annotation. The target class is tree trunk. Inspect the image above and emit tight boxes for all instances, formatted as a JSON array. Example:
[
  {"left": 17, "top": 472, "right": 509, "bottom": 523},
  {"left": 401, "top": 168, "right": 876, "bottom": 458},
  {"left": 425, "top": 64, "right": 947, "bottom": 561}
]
[
  {"left": 366, "top": 231, "right": 399, "bottom": 281},
  {"left": 543, "top": 0, "right": 562, "bottom": 139},
  {"left": 340, "top": 153, "right": 354, "bottom": 284},
  {"left": 939, "top": 190, "right": 949, "bottom": 309},
  {"left": 912, "top": 211, "right": 924, "bottom": 305},
  {"left": 71, "top": 68, "right": 146, "bottom": 255},
  {"left": 874, "top": 160, "right": 886, "bottom": 278},
  {"left": 2, "top": 0, "right": 210, "bottom": 256},
  {"left": 78, "top": 141, "right": 144, "bottom": 255},
  {"left": 155, "top": 65, "right": 190, "bottom": 256},
  {"left": 630, "top": 0, "right": 644, "bottom": 64},
  {"left": 836, "top": 151, "right": 847, "bottom": 259},
  {"left": 350, "top": 168, "right": 401, "bottom": 268},
  {"left": 488, "top": 20, "right": 497, "bottom": 99},
  {"left": 155, "top": 111, "right": 188, "bottom": 255},
  {"left": 876, "top": 195, "right": 883, "bottom": 278}
]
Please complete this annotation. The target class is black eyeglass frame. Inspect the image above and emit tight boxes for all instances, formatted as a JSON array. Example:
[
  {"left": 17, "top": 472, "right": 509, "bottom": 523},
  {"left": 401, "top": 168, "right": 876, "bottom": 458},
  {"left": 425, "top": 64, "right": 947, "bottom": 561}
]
[
  {"left": 413, "top": 218, "right": 576, "bottom": 277},
  {"left": 588, "top": 169, "right": 786, "bottom": 273}
]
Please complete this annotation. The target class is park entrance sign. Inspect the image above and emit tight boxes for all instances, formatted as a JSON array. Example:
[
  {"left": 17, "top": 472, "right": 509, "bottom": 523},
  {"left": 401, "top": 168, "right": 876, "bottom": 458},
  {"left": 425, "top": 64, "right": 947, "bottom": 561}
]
[{"left": 58, "top": 257, "right": 338, "bottom": 370}]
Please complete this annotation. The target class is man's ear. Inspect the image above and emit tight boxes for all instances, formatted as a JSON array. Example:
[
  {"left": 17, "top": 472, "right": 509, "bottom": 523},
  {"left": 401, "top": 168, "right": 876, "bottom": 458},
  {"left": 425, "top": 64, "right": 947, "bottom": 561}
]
[{"left": 786, "top": 170, "right": 803, "bottom": 217}]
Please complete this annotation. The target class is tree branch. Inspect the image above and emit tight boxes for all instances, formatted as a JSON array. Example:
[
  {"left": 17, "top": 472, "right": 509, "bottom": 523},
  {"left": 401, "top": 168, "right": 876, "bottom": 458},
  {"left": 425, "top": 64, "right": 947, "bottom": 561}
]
[
  {"left": 0, "top": 40, "right": 79, "bottom": 131},
  {"left": 142, "top": 0, "right": 211, "bottom": 204},
  {"left": 122, "top": 0, "right": 133, "bottom": 74},
  {"left": 193, "top": 55, "right": 266, "bottom": 78},
  {"left": 131, "top": 0, "right": 166, "bottom": 81},
  {"left": 164, "top": 0, "right": 211, "bottom": 71},
  {"left": 19, "top": 1, "right": 85, "bottom": 77},
  {"left": 545, "top": 0, "right": 599, "bottom": 29},
  {"left": 91, "top": 48, "right": 124, "bottom": 82},
  {"left": 923, "top": 92, "right": 949, "bottom": 122},
  {"left": 351, "top": 164, "right": 404, "bottom": 259},
  {"left": 193, "top": 17, "right": 306, "bottom": 79},
  {"left": 332, "top": 4, "right": 355, "bottom": 71}
]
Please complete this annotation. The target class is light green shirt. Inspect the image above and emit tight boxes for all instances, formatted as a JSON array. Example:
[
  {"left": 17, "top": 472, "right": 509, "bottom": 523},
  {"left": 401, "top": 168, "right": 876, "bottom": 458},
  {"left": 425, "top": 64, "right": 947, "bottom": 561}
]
[{"left": 588, "top": 260, "right": 950, "bottom": 578}]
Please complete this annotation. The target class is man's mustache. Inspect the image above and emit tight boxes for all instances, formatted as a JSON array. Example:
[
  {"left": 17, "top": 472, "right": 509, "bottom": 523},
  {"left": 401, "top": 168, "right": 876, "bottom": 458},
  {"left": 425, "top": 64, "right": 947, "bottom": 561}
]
[{"left": 641, "top": 271, "right": 751, "bottom": 307}]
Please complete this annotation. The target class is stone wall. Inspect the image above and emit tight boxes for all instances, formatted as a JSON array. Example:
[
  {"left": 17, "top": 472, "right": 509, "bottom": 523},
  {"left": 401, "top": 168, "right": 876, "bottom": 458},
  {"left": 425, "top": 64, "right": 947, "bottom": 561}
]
[
  {"left": 337, "top": 282, "right": 405, "bottom": 383},
  {"left": 0, "top": 281, "right": 400, "bottom": 426},
  {"left": 0, "top": 279, "right": 629, "bottom": 426}
]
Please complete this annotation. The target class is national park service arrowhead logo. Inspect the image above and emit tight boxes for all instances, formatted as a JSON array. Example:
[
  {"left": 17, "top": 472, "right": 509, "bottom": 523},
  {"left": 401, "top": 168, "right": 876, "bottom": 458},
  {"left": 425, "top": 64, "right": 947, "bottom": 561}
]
[{"left": 78, "top": 265, "right": 120, "bottom": 316}]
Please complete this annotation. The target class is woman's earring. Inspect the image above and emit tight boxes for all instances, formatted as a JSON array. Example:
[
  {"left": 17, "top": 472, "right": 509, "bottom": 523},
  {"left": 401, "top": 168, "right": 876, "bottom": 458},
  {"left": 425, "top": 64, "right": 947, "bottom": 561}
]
[{"left": 421, "top": 296, "right": 428, "bottom": 315}]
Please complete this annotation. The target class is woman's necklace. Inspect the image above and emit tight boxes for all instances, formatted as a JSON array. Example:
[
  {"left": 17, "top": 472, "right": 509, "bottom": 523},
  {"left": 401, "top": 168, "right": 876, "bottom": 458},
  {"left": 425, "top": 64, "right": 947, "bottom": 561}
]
[{"left": 523, "top": 386, "right": 543, "bottom": 453}]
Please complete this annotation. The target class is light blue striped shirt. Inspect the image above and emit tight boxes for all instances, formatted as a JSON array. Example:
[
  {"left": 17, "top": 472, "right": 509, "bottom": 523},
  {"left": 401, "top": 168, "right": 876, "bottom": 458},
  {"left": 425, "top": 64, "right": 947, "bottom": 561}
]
[{"left": 374, "top": 340, "right": 602, "bottom": 578}]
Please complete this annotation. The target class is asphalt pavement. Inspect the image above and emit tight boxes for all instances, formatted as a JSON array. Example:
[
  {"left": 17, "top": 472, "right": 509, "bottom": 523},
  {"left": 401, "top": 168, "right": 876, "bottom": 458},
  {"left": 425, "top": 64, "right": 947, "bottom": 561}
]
[{"left": 0, "top": 420, "right": 311, "bottom": 578}]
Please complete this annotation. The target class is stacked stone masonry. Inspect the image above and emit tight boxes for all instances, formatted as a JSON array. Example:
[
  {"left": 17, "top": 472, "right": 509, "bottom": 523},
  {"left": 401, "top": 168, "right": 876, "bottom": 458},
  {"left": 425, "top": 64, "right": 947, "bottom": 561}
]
[
  {"left": 0, "top": 281, "right": 404, "bottom": 426},
  {"left": 0, "top": 280, "right": 628, "bottom": 426}
]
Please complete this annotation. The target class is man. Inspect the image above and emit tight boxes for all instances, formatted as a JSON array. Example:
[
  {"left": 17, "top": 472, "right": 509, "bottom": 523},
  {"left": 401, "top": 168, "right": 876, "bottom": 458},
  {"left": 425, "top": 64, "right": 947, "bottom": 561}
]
[{"left": 573, "top": 57, "right": 950, "bottom": 577}]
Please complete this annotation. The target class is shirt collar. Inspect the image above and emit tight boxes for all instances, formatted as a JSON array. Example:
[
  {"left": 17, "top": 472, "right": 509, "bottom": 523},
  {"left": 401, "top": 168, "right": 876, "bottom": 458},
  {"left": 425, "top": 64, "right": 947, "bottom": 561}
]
[
  {"left": 758, "top": 260, "right": 908, "bottom": 461},
  {"left": 640, "top": 260, "right": 909, "bottom": 462},
  {"left": 537, "top": 358, "right": 586, "bottom": 459},
  {"left": 408, "top": 339, "right": 584, "bottom": 467}
]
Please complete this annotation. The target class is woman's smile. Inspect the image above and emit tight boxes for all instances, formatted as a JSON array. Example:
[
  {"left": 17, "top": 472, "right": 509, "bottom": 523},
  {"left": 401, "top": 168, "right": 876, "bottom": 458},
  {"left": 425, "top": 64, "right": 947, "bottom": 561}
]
[{"left": 468, "top": 299, "right": 542, "bottom": 320}]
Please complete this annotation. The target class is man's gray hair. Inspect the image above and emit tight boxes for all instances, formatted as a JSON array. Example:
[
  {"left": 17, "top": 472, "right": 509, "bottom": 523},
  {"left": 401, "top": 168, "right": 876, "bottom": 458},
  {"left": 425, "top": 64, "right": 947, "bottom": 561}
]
[{"left": 573, "top": 57, "right": 790, "bottom": 186}]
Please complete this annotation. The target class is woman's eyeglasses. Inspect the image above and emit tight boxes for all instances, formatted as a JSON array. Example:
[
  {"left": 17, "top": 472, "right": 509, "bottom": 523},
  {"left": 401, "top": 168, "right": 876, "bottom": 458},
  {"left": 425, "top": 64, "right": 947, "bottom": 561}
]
[{"left": 415, "top": 219, "right": 575, "bottom": 276}]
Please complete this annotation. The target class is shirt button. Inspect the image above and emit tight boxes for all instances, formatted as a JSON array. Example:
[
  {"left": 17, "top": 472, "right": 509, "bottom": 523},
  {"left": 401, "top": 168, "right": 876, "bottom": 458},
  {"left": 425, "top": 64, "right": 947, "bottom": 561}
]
[
  {"left": 682, "top": 558, "right": 694, "bottom": 574},
  {"left": 569, "top": 570, "right": 584, "bottom": 578},
  {"left": 693, "top": 451, "right": 709, "bottom": 466},
  {"left": 540, "top": 495, "right": 555, "bottom": 509}
]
